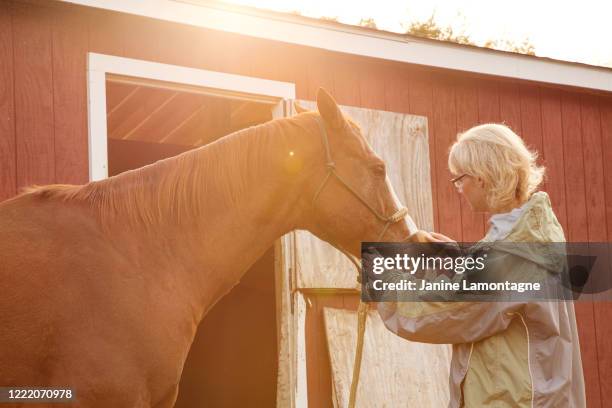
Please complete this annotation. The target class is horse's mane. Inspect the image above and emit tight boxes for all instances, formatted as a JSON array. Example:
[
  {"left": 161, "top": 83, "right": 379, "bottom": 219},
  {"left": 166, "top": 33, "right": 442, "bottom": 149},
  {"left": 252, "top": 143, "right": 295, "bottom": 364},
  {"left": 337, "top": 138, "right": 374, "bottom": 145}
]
[{"left": 24, "top": 113, "right": 317, "bottom": 229}]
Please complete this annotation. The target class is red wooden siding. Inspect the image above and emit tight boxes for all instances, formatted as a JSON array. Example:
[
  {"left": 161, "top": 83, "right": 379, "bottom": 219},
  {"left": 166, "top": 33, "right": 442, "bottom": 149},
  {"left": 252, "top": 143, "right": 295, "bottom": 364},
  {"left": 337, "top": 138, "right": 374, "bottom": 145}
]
[
  {"left": 0, "top": 0, "right": 16, "bottom": 201},
  {"left": 1, "top": 0, "right": 611, "bottom": 406},
  {"left": 13, "top": 1, "right": 55, "bottom": 188}
]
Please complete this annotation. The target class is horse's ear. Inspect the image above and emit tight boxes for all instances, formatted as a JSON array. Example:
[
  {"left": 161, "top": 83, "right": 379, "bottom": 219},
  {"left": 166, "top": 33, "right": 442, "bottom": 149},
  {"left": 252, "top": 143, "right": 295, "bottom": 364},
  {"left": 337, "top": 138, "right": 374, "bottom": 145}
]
[
  {"left": 316, "top": 87, "right": 345, "bottom": 129},
  {"left": 293, "top": 101, "right": 309, "bottom": 114}
]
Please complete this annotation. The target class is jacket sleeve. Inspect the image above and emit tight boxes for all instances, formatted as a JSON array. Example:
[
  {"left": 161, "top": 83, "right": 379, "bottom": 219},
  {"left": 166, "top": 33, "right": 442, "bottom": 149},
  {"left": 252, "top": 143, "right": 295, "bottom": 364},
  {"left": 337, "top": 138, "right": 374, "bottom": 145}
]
[
  {"left": 377, "top": 299, "right": 524, "bottom": 344},
  {"left": 376, "top": 252, "right": 549, "bottom": 344}
]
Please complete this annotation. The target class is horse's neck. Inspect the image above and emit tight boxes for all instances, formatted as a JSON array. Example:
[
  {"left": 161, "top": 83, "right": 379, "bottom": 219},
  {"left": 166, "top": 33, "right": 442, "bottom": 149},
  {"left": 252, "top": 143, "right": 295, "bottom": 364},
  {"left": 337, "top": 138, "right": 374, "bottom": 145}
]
[{"left": 108, "top": 120, "right": 303, "bottom": 319}]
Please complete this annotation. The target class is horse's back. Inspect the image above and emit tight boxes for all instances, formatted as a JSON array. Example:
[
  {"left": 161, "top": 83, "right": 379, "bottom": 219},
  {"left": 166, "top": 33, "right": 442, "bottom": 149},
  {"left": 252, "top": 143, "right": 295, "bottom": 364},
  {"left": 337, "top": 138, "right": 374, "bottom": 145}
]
[
  {"left": 0, "top": 192, "right": 102, "bottom": 277},
  {"left": 0, "top": 192, "right": 189, "bottom": 406},
  {"left": 0, "top": 193, "right": 108, "bottom": 384}
]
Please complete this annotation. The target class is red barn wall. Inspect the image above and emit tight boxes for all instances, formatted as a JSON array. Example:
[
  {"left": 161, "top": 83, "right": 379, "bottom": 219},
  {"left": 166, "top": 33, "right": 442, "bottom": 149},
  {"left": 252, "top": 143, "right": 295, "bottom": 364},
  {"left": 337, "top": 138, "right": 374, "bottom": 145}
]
[{"left": 1, "top": 0, "right": 612, "bottom": 406}]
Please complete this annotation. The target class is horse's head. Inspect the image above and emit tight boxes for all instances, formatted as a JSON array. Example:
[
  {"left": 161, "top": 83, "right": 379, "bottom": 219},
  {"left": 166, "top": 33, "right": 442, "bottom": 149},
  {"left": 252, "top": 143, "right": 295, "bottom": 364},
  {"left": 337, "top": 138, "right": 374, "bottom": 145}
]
[{"left": 287, "top": 88, "right": 413, "bottom": 256}]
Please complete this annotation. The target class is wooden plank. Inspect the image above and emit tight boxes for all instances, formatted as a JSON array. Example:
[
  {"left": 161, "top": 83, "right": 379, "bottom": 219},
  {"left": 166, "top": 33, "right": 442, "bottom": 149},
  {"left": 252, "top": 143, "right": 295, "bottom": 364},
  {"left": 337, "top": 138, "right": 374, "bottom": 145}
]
[
  {"left": 277, "top": 43, "right": 309, "bottom": 100},
  {"left": 160, "top": 103, "right": 207, "bottom": 145},
  {"left": 294, "top": 100, "right": 431, "bottom": 288},
  {"left": 407, "top": 70, "right": 438, "bottom": 231},
  {"left": 383, "top": 64, "right": 410, "bottom": 114},
  {"left": 187, "top": 26, "right": 227, "bottom": 72},
  {"left": 341, "top": 293, "right": 361, "bottom": 314},
  {"left": 580, "top": 95, "right": 607, "bottom": 242},
  {"left": 594, "top": 301, "right": 612, "bottom": 408},
  {"left": 358, "top": 62, "right": 386, "bottom": 110},
  {"left": 0, "top": 0, "right": 16, "bottom": 201},
  {"left": 52, "top": 5, "right": 88, "bottom": 184},
  {"left": 184, "top": 99, "right": 232, "bottom": 147},
  {"left": 305, "top": 49, "right": 335, "bottom": 101},
  {"left": 539, "top": 88, "right": 568, "bottom": 230},
  {"left": 295, "top": 291, "right": 309, "bottom": 408},
  {"left": 122, "top": 14, "right": 161, "bottom": 63},
  {"left": 560, "top": 91, "right": 602, "bottom": 407},
  {"left": 601, "top": 96, "right": 612, "bottom": 242},
  {"left": 561, "top": 92, "right": 588, "bottom": 242},
  {"left": 332, "top": 55, "right": 361, "bottom": 107},
  {"left": 248, "top": 36, "right": 277, "bottom": 80},
  {"left": 87, "top": 8, "right": 126, "bottom": 56},
  {"left": 575, "top": 300, "right": 601, "bottom": 408},
  {"left": 276, "top": 233, "right": 297, "bottom": 408},
  {"left": 122, "top": 92, "right": 179, "bottom": 140},
  {"left": 455, "top": 77, "right": 485, "bottom": 241},
  {"left": 305, "top": 294, "right": 342, "bottom": 408},
  {"left": 518, "top": 85, "right": 545, "bottom": 208},
  {"left": 519, "top": 84, "right": 544, "bottom": 155},
  {"left": 107, "top": 87, "right": 173, "bottom": 140},
  {"left": 148, "top": 18, "right": 195, "bottom": 69},
  {"left": 431, "top": 73, "right": 462, "bottom": 240},
  {"left": 323, "top": 307, "right": 451, "bottom": 407},
  {"left": 477, "top": 79, "right": 501, "bottom": 124},
  {"left": 476, "top": 79, "right": 501, "bottom": 230},
  {"left": 215, "top": 31, "right": 253, "bottom": 76},
  {"left": 304, "top": 294, "right": 322, "bottom": 408},
  {"left": 13, "top": 1, "right": 55, "bottom": 189},
  {"left": 106, "top": 82, "right": 138, "bottom": 114},
  {"left": 591, "top": 96, "right": 612, "bottom": 408},
  {"left": 128, "top": 93, "right": 205, "bottom": 143},
  {"left": 498, "top": 81, "right": 522, "bottom": 135}
]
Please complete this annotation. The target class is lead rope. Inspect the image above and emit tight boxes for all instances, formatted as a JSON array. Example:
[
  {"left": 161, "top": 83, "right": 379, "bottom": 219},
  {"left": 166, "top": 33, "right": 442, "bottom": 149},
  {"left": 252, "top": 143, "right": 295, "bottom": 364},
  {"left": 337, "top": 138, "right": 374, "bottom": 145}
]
[
  {"left": 310, "top": 116, "right": 416, "bottom": 408},
  {"left": 347, "top": 224, "right": 406, "bottom": 408}
]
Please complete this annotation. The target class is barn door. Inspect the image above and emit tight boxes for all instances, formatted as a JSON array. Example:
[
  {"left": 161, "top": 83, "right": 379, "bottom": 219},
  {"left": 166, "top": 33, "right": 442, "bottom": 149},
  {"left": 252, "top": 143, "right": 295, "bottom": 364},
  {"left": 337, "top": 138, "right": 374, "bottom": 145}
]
[{"left": 275, "top": 101, "right": 451, "bottom": 407}]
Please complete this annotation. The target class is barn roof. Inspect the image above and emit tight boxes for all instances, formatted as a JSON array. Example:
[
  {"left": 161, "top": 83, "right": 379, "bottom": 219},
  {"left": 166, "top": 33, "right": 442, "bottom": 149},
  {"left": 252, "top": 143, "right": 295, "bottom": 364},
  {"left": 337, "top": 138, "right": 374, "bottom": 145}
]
[{"left": 64, "top": 0, "right": 612, "bottom": 93}]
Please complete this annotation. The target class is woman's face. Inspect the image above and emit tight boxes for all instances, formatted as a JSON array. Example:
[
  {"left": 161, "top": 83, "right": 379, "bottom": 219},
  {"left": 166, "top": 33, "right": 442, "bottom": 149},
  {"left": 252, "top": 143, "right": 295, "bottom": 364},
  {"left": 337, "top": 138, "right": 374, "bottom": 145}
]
[{"left": 453, "top": 173, "right": 489, "bottom": 213}]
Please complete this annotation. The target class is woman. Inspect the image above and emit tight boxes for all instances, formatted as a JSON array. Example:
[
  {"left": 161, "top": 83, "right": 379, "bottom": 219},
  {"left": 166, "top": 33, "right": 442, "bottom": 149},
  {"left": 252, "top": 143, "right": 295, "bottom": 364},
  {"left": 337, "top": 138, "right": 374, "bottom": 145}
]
[{"left": 378, "top": 124, "right": 586, "bottom": 407}]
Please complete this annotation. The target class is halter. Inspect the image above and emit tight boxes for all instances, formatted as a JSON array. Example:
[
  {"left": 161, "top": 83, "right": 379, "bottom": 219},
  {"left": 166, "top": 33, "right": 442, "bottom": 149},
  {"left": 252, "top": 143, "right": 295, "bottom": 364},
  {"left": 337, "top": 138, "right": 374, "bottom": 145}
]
[
  {"left": 311, "top": 116, "right": 412, "bottom": 242},
  {"left": 310, "top": 115, "right": 417, "bottom": 408}
]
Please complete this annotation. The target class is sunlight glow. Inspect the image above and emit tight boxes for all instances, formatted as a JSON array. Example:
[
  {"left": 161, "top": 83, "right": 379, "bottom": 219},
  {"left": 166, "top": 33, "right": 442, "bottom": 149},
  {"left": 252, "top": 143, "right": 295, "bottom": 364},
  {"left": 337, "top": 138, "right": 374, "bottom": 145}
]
[{"left": 221, "top": 0, "right": 612, "bottom": 68}]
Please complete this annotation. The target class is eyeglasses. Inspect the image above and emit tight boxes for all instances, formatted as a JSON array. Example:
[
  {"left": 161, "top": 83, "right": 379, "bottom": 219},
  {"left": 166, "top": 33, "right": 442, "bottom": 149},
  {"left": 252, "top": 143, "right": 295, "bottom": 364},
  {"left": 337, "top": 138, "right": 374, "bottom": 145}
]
[{"left": 450, "top": 174, "right": 469, "bottom": 189}]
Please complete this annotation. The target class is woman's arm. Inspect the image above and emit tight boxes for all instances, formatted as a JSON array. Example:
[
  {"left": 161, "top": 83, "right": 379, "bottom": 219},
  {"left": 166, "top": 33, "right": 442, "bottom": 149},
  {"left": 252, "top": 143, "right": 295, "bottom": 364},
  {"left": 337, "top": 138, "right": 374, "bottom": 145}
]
[{"left": 373, "top": 248, "right": 552, "bottom": 344}]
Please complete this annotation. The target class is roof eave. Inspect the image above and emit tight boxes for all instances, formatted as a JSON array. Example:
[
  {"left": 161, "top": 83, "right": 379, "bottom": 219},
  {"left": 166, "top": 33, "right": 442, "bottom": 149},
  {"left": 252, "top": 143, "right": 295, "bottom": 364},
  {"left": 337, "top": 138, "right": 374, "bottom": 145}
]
[{"left": 61, "top": 0, "right": 612, "bottom": 93}]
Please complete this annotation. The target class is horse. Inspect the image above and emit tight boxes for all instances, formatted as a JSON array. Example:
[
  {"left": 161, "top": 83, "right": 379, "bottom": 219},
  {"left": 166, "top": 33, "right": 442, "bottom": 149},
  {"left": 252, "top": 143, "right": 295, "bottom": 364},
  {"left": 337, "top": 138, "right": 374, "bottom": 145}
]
[{"left": 0, "top": 88, "right": 417, "bottom": 407}]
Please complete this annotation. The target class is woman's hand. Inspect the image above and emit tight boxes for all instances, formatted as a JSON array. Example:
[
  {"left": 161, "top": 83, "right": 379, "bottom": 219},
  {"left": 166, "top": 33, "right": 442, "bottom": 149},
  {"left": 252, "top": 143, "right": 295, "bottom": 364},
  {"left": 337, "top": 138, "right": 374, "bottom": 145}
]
[
  {"left": 427, "top": 232, "right": 456, "bottom": 243},
  {"left": 408, "top": 230, "right": 456, "bottom": 243}
]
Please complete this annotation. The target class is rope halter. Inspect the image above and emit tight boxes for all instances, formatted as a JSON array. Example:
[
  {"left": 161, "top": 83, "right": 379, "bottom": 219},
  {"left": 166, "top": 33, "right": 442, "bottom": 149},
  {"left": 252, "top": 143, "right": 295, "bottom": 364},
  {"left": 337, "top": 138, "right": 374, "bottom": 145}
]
[{"left": 311, "top": 115, "right": 410, "bottom": 242}]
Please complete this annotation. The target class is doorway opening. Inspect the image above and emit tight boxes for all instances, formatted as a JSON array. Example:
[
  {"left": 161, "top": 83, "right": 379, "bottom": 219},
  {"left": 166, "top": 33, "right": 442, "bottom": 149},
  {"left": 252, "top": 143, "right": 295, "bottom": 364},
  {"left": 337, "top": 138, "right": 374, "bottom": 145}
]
[{"left": 105, "top": 78, "right": 278, "bottom": 407}]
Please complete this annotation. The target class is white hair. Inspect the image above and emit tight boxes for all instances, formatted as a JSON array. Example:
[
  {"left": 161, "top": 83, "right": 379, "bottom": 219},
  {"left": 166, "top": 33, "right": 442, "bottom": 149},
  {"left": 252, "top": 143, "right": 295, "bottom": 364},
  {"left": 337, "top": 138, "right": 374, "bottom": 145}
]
[{"left": 448, "top": 123, "right": 545, "bottom": 211}]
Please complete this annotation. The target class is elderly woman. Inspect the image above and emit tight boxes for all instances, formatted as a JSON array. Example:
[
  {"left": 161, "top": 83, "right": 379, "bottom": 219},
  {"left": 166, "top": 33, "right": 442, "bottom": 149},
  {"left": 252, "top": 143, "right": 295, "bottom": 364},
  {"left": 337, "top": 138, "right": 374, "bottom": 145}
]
[{"left": 377, "top": 124, "right": 585, "bottom": 407}]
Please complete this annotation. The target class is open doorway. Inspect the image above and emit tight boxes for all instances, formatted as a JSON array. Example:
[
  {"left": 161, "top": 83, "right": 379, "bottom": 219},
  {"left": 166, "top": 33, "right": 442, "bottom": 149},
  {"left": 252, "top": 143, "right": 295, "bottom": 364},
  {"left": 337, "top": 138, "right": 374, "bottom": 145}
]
[{"left": 105, "top": 78, "right": 278, "bottom": 407}]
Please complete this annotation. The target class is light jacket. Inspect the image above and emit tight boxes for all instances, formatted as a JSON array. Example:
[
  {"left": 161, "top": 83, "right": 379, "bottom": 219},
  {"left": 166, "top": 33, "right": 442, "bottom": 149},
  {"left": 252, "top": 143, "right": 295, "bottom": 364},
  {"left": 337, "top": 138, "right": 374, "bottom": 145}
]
[{"left": 377, "top": 192, "right": 586, "bottom": 407}]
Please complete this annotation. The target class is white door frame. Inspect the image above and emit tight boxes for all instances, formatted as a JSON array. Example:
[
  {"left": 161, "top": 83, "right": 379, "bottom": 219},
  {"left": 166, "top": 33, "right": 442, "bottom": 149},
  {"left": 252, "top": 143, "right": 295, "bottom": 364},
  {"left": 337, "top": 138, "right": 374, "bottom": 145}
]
[
  {"left": 86, "top": 52, "right": 297, "bottom": 407},
  {"left": 86, "top": 52, "right": 296, "bottom": 181}
]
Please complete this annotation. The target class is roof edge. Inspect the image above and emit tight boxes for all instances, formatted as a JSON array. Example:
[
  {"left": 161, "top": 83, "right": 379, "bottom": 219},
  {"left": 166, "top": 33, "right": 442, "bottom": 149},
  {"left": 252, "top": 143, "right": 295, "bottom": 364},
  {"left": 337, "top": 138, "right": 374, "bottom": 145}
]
[{"left": 62, "top": 0, "right": 612, "bottom": 93}]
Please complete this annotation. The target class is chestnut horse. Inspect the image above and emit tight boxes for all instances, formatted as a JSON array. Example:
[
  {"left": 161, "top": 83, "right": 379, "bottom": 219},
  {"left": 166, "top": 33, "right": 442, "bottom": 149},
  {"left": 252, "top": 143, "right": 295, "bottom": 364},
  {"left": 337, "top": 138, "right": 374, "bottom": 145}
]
[{"left": 0, "top": 88, "right": 415, "bottom": 407}]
